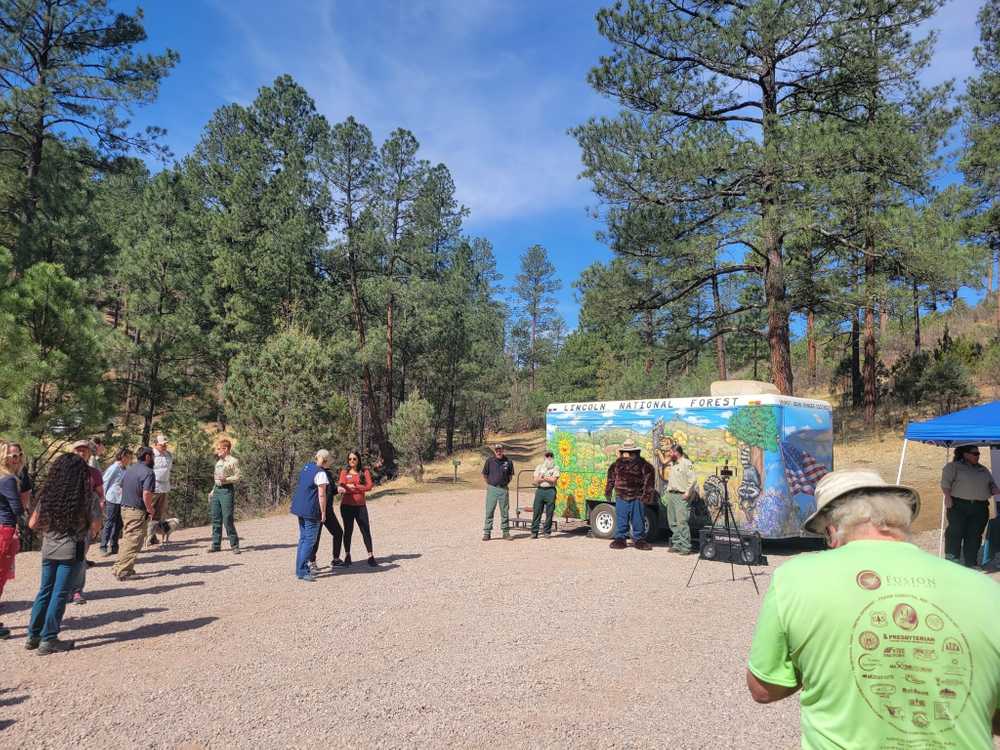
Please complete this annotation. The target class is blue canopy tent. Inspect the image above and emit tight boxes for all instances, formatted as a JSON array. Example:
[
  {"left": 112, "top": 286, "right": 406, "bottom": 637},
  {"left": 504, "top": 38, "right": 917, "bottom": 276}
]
[{"left": 897, "top": 401, "right": 1000, "bottom": 557}]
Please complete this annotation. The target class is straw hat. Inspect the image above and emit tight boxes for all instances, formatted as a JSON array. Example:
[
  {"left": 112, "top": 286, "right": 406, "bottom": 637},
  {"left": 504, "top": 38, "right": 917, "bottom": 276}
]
[
  {"left": 619, "top": 438, "right": 640, "bottom": 454},
  {"left": 801, "top": 468, "right": 920, "bottom": 534}
]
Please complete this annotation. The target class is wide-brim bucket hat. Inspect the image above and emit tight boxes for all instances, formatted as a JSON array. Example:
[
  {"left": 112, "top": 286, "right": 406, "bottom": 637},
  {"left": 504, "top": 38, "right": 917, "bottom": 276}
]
[
  {"left": 619, "top": 438, "right": 640, "bottom": 454},
  {"left": 802, "top": 468, "right": 920, "bottom": 534}
]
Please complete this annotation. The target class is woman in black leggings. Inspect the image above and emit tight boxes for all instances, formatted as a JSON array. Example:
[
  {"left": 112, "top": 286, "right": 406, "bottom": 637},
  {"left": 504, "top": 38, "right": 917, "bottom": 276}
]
[
  {"left": 309, "top": 489, "right": 344, "bottom": 571},
  {"left": 337, "top": 451, "right": 376, "bottom": 567}
]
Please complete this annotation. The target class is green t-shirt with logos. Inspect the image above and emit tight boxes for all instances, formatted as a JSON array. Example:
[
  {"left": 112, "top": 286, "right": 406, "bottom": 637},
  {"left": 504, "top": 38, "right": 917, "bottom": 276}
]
[{"left": 748, "top": 540, "right": 1000, "bottom": 749}]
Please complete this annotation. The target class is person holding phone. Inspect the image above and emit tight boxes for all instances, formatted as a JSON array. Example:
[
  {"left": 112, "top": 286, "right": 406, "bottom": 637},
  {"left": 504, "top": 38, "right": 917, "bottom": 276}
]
[{"left": 338, "top": 450, "right": 376, "bottom": 567}]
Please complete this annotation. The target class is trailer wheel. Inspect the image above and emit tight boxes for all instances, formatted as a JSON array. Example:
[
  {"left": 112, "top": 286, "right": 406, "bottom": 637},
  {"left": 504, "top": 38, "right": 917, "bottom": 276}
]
[
  {"left": 644, "top": 505, "right": 662, "bottom": 541},
  {"left": 589, "top": 503, "right": 616, "bottom": 539}
]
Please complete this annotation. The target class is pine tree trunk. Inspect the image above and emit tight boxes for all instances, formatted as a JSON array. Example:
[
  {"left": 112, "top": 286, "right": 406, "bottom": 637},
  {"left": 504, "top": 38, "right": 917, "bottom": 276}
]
[
  {"left": 761, "top": 61, "right": 793, "bottom": 395},
  {"left": 851, "top": 312, "right": 862, "bottom": 408},
  {"left": 711, "top": 273, "right": 728, "bottom": 380},
  {"left": 863, "top": 248, "right": 877, "bottom": 428},
  {"left": 385, "top": 292, "right": 394, "bottom": 423},
  {"left": 912, "top": 279, "right": 921, "bottom": 353},
  {"left": 807, "top": 309, "right": 817, "bottom": 386}
]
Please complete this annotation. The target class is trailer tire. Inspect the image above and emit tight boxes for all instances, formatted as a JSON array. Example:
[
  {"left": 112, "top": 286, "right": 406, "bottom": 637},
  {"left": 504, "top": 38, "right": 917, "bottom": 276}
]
[
  {"left": 644, "top": 505, "right": 662, "bottom": 541},
  {"left": 589, "top": 503, "right": 616, "bottom": 539}
]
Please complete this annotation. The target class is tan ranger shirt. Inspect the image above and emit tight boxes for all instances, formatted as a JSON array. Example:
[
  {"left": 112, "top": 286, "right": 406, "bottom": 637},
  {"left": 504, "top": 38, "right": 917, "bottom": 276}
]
[
  {"left": 214, "top": 455, "right": 241, "bottom": 486},
  {"left": 666, "top": 456, "right": 697, "bottom": 497},
  {"left": 940, "top": 460, "right": 998, "bottom": 501}
]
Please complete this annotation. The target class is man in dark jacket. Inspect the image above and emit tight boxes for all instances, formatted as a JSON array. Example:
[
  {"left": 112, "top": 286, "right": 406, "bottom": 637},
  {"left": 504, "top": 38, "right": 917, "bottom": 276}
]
[
  {"left": 605, "top": 438, "right": 655, "bottom": 550},
  {"left": 482, "top": 442, "right": 514, "bottom": 541}
]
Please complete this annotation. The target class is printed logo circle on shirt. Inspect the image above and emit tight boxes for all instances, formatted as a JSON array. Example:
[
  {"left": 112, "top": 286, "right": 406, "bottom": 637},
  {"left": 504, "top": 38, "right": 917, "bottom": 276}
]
[
  {"left": 892, "top": 603, "right": 918, "bottom": 631},
  {"left": 857, "top": 570, "right": 882, "bottom": 590},
  {"left": 858, "top": 631, "right": 880, "bottom": 650},
  {"left": 851, "top": 595, "right": 973, "bottom": 736}
]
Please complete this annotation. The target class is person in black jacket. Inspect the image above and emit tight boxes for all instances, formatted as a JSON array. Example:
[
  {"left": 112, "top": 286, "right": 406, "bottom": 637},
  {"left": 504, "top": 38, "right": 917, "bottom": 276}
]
[{"left": 481, "top": 443, "right": 514, "bottom": 541}]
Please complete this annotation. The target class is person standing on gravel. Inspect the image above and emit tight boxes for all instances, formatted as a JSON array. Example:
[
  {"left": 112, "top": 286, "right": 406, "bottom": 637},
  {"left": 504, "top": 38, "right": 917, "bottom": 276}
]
[
  {"left": 99, "top": 447, "right": 132, "bottom": 557},
  {"left": 68, "top": 440, "right": 104, "bottom": 605},
  {"left": 290, "top": 450, "right": 342, "bottom": 582},
  {"left": 747, "top": 468, "right": 1000, "bottom": 749},
  {"left": 664, "top": 444, "right": 698, "bottom": 556},
  {"left": 0, "top": 441, "right": 25, "bottom": 640},
  {"left": 941, "top": 444, "right": 999, "bottom": 567},
  {"left": 148, "top": 434, "right": 173, "bottom": 545},
  {"left": 209, "top": 439, "right": 241, "bottom": 555},
  {"left": 530, "top": 450, "right": 559, "bottom": 539},
  {"left": 26, "top": 453, "right": 101, "bottom": 654},
  {"left": 481, "top": 442, "right": 514, "bottom": 541},
  {"left": 113, "top": 447, "right": 156, "bottom": 581},
  {"left": 604, "top": 438, "right": 654, "bottom": 551}
]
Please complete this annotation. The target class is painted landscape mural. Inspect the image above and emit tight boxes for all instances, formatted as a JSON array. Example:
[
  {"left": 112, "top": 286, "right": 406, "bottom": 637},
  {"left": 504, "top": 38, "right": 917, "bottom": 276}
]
[{"left": 545, "top": 399, "right": 834, "bottom": 538}]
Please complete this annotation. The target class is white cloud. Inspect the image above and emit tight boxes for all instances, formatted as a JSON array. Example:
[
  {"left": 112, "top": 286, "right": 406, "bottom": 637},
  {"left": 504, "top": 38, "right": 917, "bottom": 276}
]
[
  {"left": 683, "top": 415, "right": 712, "bottom": 427},
  {"left": 208, "top": 0, "right": 605, "bottom": 224},
  {"left": 720, "top": 410, "right": 733, "bottom": 419}
]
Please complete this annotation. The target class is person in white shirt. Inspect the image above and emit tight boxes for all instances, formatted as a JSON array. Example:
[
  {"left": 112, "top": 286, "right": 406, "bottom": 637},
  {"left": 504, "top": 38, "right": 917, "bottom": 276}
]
[
  {"left": 149, "top": 434, "right": 173, "bottom": 545},
  {"left": 531, "top": 451, "right": 561, "bottom": 538}
]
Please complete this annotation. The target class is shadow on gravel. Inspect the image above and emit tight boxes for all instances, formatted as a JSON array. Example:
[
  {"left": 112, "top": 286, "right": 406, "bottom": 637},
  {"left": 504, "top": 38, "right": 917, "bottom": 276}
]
[
  {"left": 134, "top": 552, "right": 198, "bottom": 565},
  {"left": 64, "top": 606, "right": 168, "bottom": 631},
  {"left": 73, "top": 616, "right": 219, "bottom": 650},
  {"left": 324, "top": 563, "right": 399, "bottom": 576},
  {"left": 139, "top": 563, "right": 241, "bottom": 579},
  {"left": 86, "top": 580, "right": 205, "bottom": 601},
  {"left": 159, "top": 537, "right": 212, "bottom": 550},
  {"left": 247, "top": 543, "right": 296, "bottom": 551},
  {"left": 0, "top": 688, "right": 28, "bottom": 709},
  {"left": 0, "top": 599, "right": 33, "bottom": 614}
]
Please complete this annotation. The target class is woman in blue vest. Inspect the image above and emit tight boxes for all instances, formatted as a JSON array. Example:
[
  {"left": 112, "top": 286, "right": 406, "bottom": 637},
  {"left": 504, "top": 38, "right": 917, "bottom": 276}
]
[{"left": 290, "top": 449, "right": 343, "bottom": 582}]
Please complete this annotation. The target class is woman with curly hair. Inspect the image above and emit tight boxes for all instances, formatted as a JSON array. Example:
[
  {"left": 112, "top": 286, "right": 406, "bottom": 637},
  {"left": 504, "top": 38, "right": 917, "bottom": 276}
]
[
  {"left": 0, "top": 441, "right": 25, "bottom": 640},
  {"left": 26, "top": 452, "right": 101, "bottom": 655}
]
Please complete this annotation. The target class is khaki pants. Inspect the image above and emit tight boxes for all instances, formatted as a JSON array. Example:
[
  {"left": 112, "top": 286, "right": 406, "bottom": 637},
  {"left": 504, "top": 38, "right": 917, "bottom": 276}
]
[
  {"left": 152, "top": 493, "right": 169, "bottom": 521},
  {"left": 113, "top": 507, "right": 148, "bottom": 577}
]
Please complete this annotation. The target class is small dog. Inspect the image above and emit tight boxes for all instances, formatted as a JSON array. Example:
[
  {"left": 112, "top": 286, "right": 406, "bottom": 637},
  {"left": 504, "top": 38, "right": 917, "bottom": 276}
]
[{"left": 146, "top": 517, "right": 181, "bottom": 547}]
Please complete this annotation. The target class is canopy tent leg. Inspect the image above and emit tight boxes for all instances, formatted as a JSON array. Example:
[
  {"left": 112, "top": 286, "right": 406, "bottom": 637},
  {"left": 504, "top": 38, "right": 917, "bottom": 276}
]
[
  {"left": 939, "top": 446, "right": 947, "bottom": 558},
  {"left": 895, "top": 439, "right": 908, "bottom": 485}
]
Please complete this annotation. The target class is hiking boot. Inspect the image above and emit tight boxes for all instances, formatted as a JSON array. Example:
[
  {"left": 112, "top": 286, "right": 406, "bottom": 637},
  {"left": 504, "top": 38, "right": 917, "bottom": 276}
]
[
  {"left": 207, "top": 547, "right": 220, "bottom": 553},
  {"left": 609, "top": 539, "right": 627, "bottom": 550},
  {"left": 367, "top": 556, "right": 377, "bottom": 567},
  {"left": 673, "top": 549, "right": 694, "bottom": 556},
  {"left": 343, "top": 555, "right": 352, "bottom": 567},
  {"left": 24, "top": 635, "right": 40, "bottom": 650},
  {"left": 85, "top": 560, "right": 96, "bottom": 568},
  {"left": 331, "top": 558, "right": 344, "bottom": 567},
  {"left": 115, "top": 570, "right": 134, "bottom": 582},
  {"left": 38, "top": 638, "right": 75, "bottom": 655},
  {"left": 148, "top": 535, "right": 159, "bottom": 546},
  {"left": 481, "top": 534, "right": 490, "bottom": 542},
  {"left": 531, "top": 533, "right": 539, "bottom": 539},
  {"left": 71, "top": 592, "right": 86, "bottom": 605},
  {"left": 0, "top": 625, "right": 10, "bottom": 640},
  {"left": 633, "top": 540, "right": 653, "bottom": 551},
  {"left": 298, "top": 573, "right": 317, "bottom": 583},
  {"left": 308, "top": 562, "right": 320, "bottom": 575}
]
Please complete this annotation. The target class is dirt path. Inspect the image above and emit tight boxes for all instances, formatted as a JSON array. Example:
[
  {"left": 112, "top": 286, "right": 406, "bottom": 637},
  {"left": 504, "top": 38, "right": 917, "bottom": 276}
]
[{"left": 0, "top": 488, "right": 993, "bottom": 749}]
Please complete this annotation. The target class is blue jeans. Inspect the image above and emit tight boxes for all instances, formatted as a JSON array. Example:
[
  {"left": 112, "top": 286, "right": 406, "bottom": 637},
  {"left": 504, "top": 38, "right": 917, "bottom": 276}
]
[
  {"left": 29, "top": 559, "right": 75, "bottom": 640},
  {"left": 295, "top": 517, "right": 321, "bottom": 578},
  {"left": 614, "top": 498, "right": 645, "bottom": 542},
  {"left": 101, "top": 503, "right": 123, "bottom": 551}
]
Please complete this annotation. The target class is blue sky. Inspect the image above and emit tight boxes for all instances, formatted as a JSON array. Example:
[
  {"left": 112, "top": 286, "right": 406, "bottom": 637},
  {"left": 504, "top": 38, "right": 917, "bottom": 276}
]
[{"left": 126, "top": 0, "right": 983, "bottom": 328}]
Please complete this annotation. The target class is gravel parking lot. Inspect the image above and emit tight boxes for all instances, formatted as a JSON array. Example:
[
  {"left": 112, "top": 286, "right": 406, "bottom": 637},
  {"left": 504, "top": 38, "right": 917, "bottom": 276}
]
[{"left": 0, "top": 487, "right": 979, "bottom": 749}]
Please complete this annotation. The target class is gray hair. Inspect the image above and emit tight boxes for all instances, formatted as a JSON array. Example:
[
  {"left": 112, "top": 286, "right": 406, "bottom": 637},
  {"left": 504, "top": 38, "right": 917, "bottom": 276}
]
[
  {"left": 817, "top": 491, "right": 914, "bottom": 545},
  {"left": 315, "top": 449, "right": 331, "bottom": 467}
]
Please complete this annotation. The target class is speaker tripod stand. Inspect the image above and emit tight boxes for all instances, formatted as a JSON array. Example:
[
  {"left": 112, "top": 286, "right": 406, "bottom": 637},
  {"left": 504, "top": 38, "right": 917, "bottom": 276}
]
[{"left": 685, "top": 466, "right": 763, "bottom": 594}]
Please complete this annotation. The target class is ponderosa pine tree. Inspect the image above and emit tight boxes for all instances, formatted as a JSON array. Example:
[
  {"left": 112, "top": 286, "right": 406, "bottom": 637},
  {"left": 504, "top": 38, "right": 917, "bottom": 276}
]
[
  {"left": 575, "top": 0, "right": 901, "bottom": 395},
  {"left": 511, "top": 244, "right": 562, "bottom": 390},
  {"left": 0, "top": 0, "right": 177, "bottom": 270}
]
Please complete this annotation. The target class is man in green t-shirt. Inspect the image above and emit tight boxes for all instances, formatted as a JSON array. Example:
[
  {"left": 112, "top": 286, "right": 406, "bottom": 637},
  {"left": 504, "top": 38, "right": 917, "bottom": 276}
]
[{"left": 746, "top": 468, "right": 1000, "bottom": 749}]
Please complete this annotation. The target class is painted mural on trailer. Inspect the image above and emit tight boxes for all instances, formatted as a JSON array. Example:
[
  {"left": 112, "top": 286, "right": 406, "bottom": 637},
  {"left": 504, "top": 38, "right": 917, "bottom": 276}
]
[{"left": 545, "top": 397, "right": 833, "bottom": 538}]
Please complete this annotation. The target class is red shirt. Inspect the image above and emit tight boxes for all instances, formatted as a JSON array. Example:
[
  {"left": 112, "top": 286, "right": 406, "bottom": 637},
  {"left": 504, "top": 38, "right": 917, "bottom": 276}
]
[
  {"left": 88, "top": 466, "right": 105, "bottom": 501},
  {"left": 338, "top": 469, "right": 373, "bottom": 506}
]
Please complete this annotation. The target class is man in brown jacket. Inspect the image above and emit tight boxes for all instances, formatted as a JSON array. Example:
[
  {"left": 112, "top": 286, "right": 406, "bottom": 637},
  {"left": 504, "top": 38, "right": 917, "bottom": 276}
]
[{"left": 604, "top": 438, "right": 655, "bottom": 550}]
